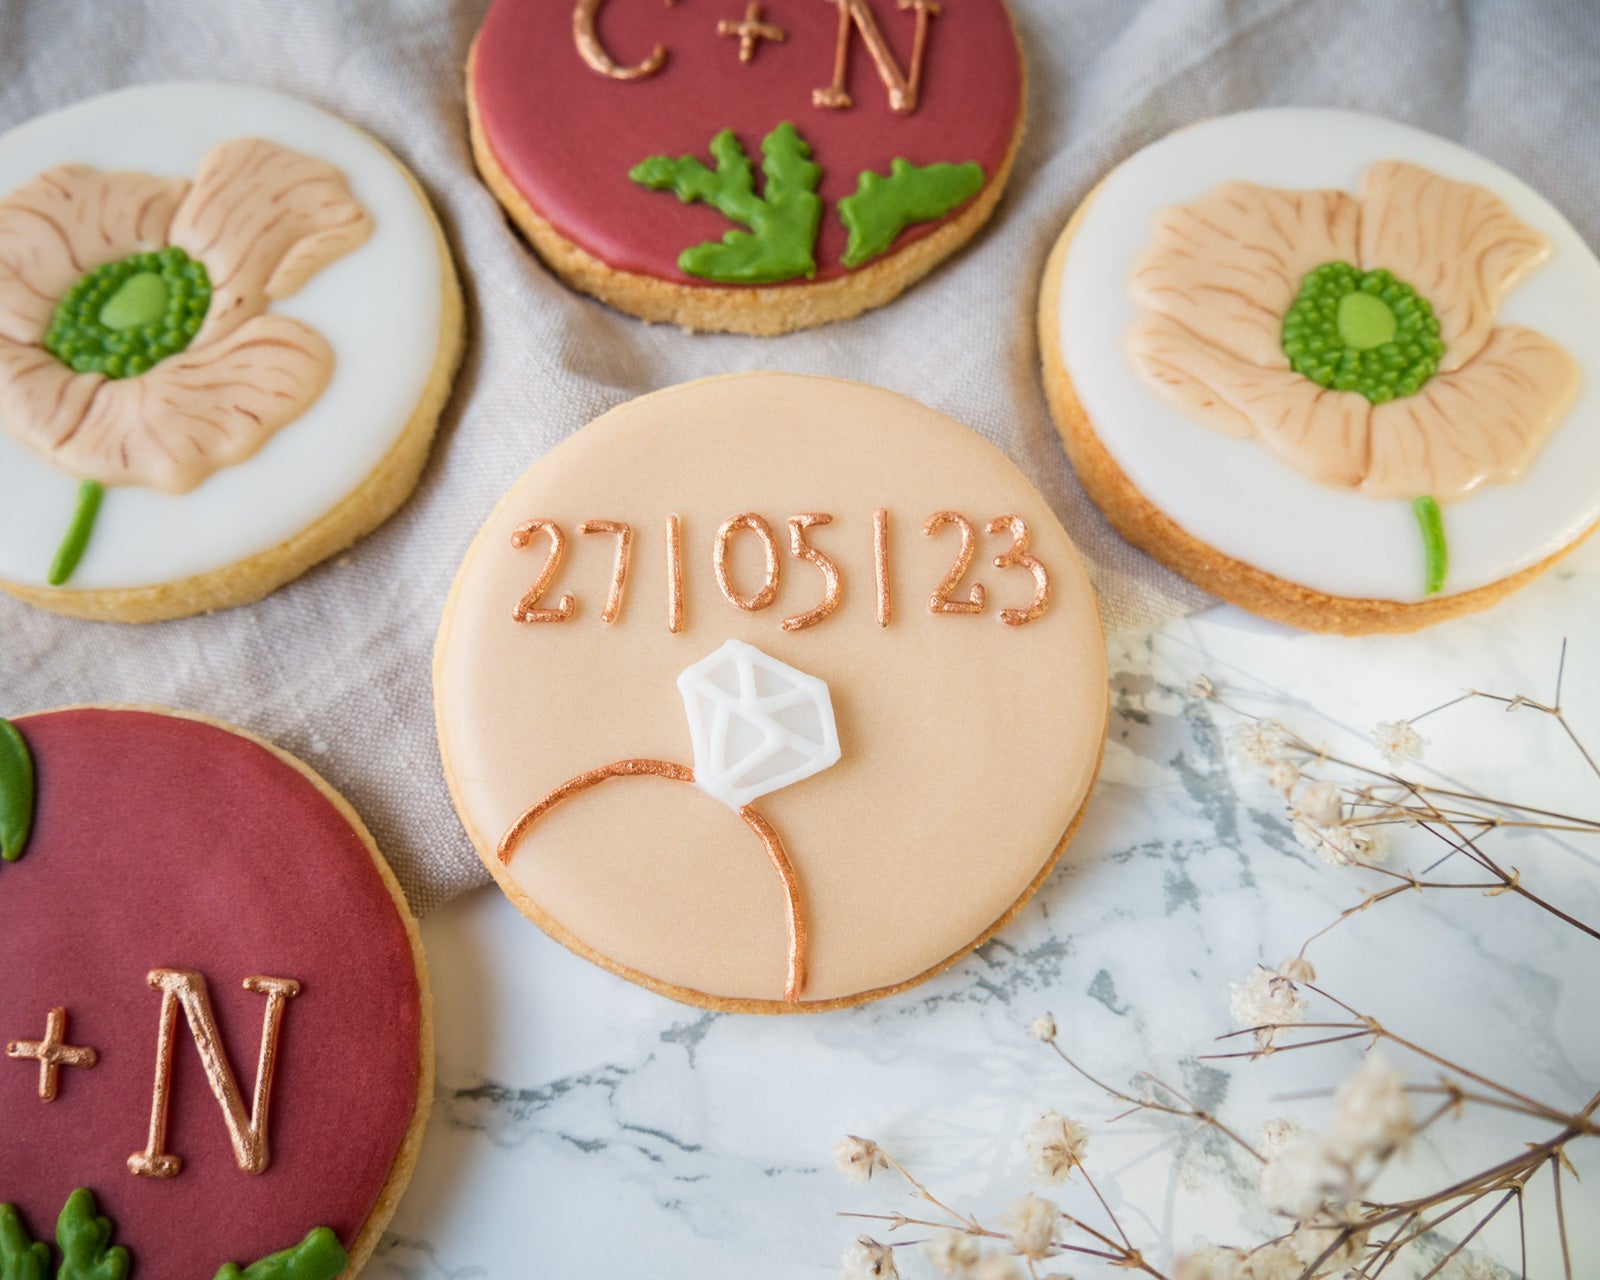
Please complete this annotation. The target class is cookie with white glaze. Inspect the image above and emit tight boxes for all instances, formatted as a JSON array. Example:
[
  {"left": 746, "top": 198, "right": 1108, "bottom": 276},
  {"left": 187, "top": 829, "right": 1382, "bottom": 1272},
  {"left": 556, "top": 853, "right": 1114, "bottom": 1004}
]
[
  {"left": 0, "top": 82, "right": 463, "bottom": 623},
  {"left": 467, "top": 0, "right": 1024, "bottom": 334},
  {"left": 434, "top": 373, "right": 1108, "bottom": 1012},
  {"left": 1039, "top": 109, "right": 1600, "bottom": 634},
  {"left": 0, "top": 705, "right": 432, "bottom": 1280}
]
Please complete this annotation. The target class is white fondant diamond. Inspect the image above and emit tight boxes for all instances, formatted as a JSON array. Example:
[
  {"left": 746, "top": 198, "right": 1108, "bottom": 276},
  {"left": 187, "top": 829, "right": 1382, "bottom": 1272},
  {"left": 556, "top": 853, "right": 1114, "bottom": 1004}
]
[{"left": 676, "top": 639, "right": 842, "bottom": 810}]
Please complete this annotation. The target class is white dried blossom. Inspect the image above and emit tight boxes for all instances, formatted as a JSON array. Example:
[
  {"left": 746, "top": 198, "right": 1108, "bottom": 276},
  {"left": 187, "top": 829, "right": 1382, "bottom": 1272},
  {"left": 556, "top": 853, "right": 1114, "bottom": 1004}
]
[
  {"left": 924, "top": 1229, "right": 981, "bottom": 1277},
  {"left": 1030, "top": 1013, "right": 1057, "bottom": 1042},
  {"left": 972, "top": 1255, "right": 1024, "bottom": 1280},
  {"left": 1292, "top": 815, "right": 1385, "bottom": 867},
  {"left": 1002, "top": 1193, "right": 1060, "bottom": 1259},
  {"left": 843, "top": 1236, "right": 899, "bottom": 1280},
  {"left": 1442, "top": 1254, "right": 1509, "bottom": 1280},
  {"left": 1267, "top": 759, "right": 1300, "bottom": 796},
  {"left": 1022, "top": 1108, "right": 1089, "bottom": 1183},
  {"left": 1188, "top": 675, "right": 1215, "bottom": 699},
  {"left": 1259, "top": 1132, "right": 1351, "bottom": 1219},
  {"left": 1329, "top": 1052, "right": 1413, "bottom": 1161},
  {"left": 1290, "top": 1220, "right": 1366, "bottom": 1268},
  {"left": 1174, "top": 1241, "right": 1301, "bottom": 1280},
  {"left": 835, "top": 1135, "right": 888, "bottom": 1184},
  {"left": 1373, "top": 719, "right": 1427, "bottom": 766},
  {"left": 1229, "top": 966, "right": 1308, "bottom": 1046},
  {"left": 1293, "top": 779, "right": 1344, "bottom": 827},
  {"left": 1276, "top": 955, "right": 1315, "bottom": 983},
  {"left": 1227, "top": 720, "right": 1289, "bottom": 769},
  {"left": 1257, "top": 1116, "right": 1303, "bottom": 1160}
]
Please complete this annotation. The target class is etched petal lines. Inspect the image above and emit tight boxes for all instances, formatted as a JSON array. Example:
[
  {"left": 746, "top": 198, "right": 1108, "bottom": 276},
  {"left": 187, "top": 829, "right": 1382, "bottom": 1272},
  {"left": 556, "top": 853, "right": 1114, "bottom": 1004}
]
[
  {"left": 168, "top": 139, "right": 373, "bottom": 346},
  {"left": 1127, "top": 311, "right": 1371, "bottom": 487},
  {"left": 1358, "top": 161, "right": 1551, "bottom": 372},
  {"left": 44, "top": 314, "right": 333, "bottom": 493},
  {"left": 1364, "top": 326, "right": 1580, "bottom": 502},
  {"left": 1130, "top": 182, "right": 1359, "bottom": 368},
  {"left": 0, "top": 165, "right": 187, "bottom": 343}
]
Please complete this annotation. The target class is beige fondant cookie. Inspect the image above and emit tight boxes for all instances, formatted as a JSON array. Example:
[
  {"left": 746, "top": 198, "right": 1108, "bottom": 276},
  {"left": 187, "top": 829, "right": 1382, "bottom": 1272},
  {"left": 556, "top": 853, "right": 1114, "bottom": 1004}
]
[
  {"left": 0, "top": 705, "right": 432, "bottom": 1280},
  {"left": 434, "top": 373, "right": 1108, "bottom": 1012},
  {"left": 1040, "top": 109, "right": 1600, "bottom": 634},
  {"left": 0, "top": 83, "right": 463, "bottom": 623},
  {"left": 466, "top": 0, "right": 1024, "bottom": 334}
]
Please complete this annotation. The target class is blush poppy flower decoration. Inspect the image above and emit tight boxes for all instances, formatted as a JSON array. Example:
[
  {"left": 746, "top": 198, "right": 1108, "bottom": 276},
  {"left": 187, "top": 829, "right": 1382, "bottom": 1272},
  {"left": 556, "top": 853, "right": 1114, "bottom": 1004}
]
[
  {"left": 1126, "top": 160, "right": 1580, "bottom": 595},
  {"left": 0, "top": 138, "right": 371, "bottom": 584}
]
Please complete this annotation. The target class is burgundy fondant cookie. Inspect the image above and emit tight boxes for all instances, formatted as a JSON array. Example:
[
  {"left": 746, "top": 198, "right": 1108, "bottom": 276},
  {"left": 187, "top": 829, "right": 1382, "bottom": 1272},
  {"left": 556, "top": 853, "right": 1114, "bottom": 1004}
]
[
  {"left": 467, "top": 0, "right": 1025, "bottom": 333},
  {"left": 0, "top": 707, "right": 431, "bottom": 1280}
]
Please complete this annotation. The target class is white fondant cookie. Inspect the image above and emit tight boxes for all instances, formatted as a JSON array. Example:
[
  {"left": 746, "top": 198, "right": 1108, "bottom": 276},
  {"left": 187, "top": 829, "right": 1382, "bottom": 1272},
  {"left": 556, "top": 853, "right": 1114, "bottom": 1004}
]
[
  {"left": 1040, "top": 109, "right": 1600, "bottom": 633},
  {"left": 434, "top": 373, "right": 1108, "bottom": 1011},
  {"left": 0, "top": 82, "right": 463, "bottom": 622}
]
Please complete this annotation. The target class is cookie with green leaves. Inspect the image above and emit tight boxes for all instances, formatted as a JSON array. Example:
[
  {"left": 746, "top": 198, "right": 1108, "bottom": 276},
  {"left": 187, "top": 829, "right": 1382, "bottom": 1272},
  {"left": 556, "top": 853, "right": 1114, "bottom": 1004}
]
[
  {"left": 0, "top": 707, "right": 431, "bottom": 1280},
  {"left": 467, "top": 0, "right": 1024, "bottom": 333}
]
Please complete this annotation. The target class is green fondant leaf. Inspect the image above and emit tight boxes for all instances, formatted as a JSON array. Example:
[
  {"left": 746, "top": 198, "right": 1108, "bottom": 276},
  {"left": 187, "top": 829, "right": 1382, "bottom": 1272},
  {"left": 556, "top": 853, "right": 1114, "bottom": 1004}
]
[
  {"left": 629, "top": 122, "right": 822, "bottom": 284},
  {"left": 0, "top": 718, "right": 35, "bottom": 863},
  {"left": 0, "top": 1205, "right": 50, "bottom": 1280},
  {"left": 212, "top": 1227, "right": 348, "bottom": 1280},
  {"left": 55, "top": 1189, "right": 127, "bottom": 1280},
  {"left": 838, "top": 158, "right": 985, "bottom": 269}
]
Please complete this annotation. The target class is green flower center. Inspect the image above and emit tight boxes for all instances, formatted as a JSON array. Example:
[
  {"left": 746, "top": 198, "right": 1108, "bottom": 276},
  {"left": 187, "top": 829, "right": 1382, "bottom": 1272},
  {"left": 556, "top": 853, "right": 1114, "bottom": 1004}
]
[
  {"left": 44, "top": 247, "right": 211, "bottom": 379},
  {"left": 1280, "top": 261, "right": 1444, "bottom": 404}
]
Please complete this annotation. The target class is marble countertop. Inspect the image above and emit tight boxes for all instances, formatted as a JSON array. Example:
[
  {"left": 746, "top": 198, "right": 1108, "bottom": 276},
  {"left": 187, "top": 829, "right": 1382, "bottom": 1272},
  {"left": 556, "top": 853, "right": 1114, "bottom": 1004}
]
[{"left": 374, "top": 539, "right": 1600, "bottom": 1280}]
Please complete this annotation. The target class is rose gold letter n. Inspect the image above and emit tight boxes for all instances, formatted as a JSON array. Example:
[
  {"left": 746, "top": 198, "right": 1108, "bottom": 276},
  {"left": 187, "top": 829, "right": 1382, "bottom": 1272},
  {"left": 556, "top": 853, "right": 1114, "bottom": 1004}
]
[{"left": 128, "top": 969, "right": 301, "bottom": 1178}]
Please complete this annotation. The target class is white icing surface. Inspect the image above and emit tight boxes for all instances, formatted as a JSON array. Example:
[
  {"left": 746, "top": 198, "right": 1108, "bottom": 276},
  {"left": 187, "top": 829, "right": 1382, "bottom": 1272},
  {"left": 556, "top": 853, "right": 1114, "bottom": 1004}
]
[
  {"left": 0, "top": 82, "right": 447, "bottom": 590},
  {"left": 1055, "top": 109, "right": 1600, "bottom": 602}
]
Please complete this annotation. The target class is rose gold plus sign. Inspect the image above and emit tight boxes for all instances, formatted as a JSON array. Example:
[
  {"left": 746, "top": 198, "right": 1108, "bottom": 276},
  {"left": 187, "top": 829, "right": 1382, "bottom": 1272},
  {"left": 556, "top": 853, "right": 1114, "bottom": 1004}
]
[
  {"left": 717, "top": 1, "right": 787, "bottom": 62},
  {"left": 7, "top": 1007, "right": 97, "bottom": 1101}
]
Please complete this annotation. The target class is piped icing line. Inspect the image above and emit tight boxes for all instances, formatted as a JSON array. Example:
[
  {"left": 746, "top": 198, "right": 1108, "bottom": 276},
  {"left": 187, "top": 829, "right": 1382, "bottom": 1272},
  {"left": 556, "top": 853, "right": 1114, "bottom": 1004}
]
[
  {"left": 495, "top": 758, "right": 809, "bottom": 1003},
  {"left": 495, "top": 640, "right": 842, "bottom": 1004}
]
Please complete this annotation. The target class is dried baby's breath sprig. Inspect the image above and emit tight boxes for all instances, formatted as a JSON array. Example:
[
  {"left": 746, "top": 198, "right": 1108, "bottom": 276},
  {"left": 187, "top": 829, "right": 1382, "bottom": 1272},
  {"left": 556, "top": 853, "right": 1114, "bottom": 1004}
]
[
  {"left": 1372, "top": 719, "right": 1427, "bottom": 766},
  {"left": 924, "top": 1228, "right": 981, "bottom": 1277},
  {"left": 845, "top": 1236, "right": 901, "bottom": 1279},
  {"left": 1022, "top": 1109, "right": 1089, "bottom": 1184},
  {"left": 838, "top": 652, "right": 1596, "bottom": 1277},
  {"left": 1228, "top": 966, "right": 1308, "bottom": 1049},
  {"left": 838, "top": 1135, "right": 891, "bottom": 1185}
]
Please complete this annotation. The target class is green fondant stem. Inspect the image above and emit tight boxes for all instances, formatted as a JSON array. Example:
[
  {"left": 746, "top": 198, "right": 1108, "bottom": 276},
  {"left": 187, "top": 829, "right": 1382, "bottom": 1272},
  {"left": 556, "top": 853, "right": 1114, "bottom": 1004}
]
[
  {"left": 838, "top": 159, "right": 985, "bottom": 269},
  {"left": 0, "top": 717, "right": 34, "bottom": 863},
  {"left": 48, "top": 481, "right": 104, "bottom": 587},
  {"left": 1414, "top": 496, "right": 1448, "bottom": 596},
  {"left": 212, "top": 1227, "right": 349, "bottom": 1280}
]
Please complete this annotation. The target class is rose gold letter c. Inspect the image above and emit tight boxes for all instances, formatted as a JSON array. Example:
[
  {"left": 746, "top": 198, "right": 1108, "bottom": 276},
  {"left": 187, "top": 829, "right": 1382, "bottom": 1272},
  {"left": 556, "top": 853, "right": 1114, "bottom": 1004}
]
[{"left": 573, "top": 0, "right": 669, "bottom": 80}]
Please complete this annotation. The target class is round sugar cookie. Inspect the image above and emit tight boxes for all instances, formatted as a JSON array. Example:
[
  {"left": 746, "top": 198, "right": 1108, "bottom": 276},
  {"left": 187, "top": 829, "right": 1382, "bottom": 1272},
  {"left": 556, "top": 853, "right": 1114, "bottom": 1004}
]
[
  {"left": 0, "top": 705, "right": 431, "bottom": 1280},
  {"left": 0, "top": 82, "right": 463, "bottom": 623},
  {"left": 1039, "top": 109, "right": 1600, "bottom": 634},
  {"left": 434, "top": 373, "right": 1108, "bottom": 1012},
  {"left": 467, "top": 0, "right": 1024, "bottom": 334}
]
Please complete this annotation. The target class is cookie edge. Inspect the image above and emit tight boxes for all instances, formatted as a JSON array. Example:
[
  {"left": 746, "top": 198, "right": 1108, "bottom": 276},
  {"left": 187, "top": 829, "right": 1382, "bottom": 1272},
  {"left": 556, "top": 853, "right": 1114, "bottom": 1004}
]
[
  {"left": 1036, "top": 181, "right": 1600, "bottom": 636},
  {"left": 9, "top": 702, "right": 435, "bottom": 1280},
  {"left": 0, "top": 126, "right": 467, "bottom": 624},
  {"left": 463, "top": 23, "right": 1026, "bottom": 336}
]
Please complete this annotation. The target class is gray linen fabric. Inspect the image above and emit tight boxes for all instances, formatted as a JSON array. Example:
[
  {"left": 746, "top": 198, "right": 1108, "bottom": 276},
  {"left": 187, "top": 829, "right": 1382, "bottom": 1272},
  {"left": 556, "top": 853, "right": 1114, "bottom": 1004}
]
[{"left": 1, "top": 0, "right": 1595, "bottom": 913}]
